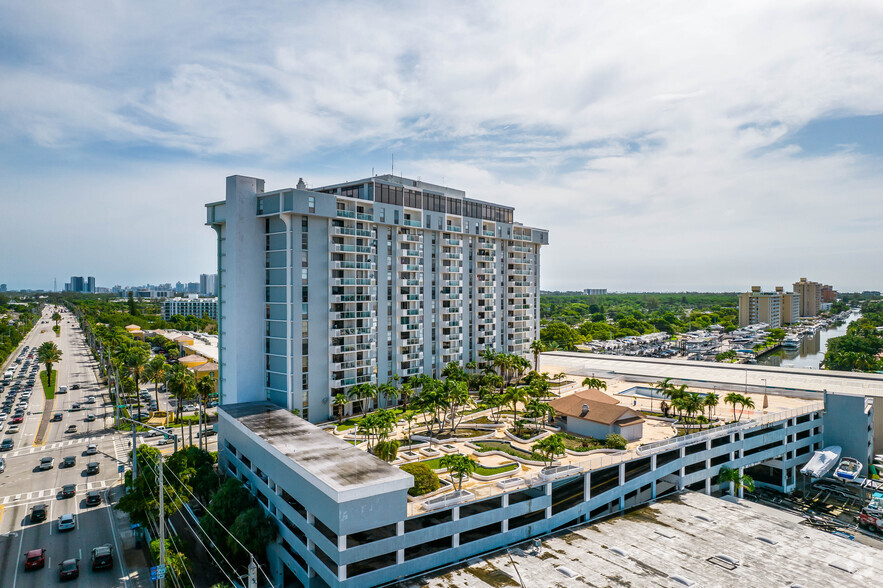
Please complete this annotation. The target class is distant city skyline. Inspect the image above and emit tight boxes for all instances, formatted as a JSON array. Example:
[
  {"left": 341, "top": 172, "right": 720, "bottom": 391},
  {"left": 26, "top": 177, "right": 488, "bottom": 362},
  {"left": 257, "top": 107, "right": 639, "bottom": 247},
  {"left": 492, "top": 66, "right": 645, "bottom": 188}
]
[{"left": 1, "top": 3, "right": 882, "bottom": 291}]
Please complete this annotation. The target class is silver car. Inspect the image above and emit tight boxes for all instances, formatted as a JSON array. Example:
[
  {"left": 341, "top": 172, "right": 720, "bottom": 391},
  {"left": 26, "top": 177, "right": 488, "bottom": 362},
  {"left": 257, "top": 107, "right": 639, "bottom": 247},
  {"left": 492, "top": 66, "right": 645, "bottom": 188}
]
[{"left": 58, "top": 513, "right": 77, "bottom": 531}]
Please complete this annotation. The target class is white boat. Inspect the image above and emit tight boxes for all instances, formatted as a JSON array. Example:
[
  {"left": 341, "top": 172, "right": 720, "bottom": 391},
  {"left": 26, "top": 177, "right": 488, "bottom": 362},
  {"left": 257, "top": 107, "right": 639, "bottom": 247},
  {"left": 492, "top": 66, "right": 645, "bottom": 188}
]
[
  {"left": 800, "top": 446, "right": 841, "bottom": 478},
  {"left": 782, "top": 334, "right": 801, "bottom": 348},
  {"left": 834, "top": 457, "right": 863, "bottom": 481}
]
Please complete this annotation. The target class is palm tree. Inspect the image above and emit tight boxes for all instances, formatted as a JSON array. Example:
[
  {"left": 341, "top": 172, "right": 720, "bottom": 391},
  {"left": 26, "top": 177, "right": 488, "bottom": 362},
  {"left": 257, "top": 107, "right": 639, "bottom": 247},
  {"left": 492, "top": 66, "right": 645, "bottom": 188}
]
[
  {"left": 440, "top": 454, "right": 477, "bottom": 491},
  {"left": 704, "top": 392, "right": 719, "bottom": 424},
  {"left": 653, "top": 377, "right": 673, "bottom": 414},
  {"left": 51, "top": 311, "right": 62, "bottom": 329},
  {"left": 529, "top": 340, "right": 546, "bottom": 372},
  {"left": 724, "top": 392, "right": 742, "bottom": 422},
  {"left": 167, "top": 364, "right": 196, "bottom": 442},
  {"left": 738, "top": 395, "right": 755, "bottom": 421},
  {"left": 581, "top": 377, "right": 607, "bottom": 390},
  {"left": 413, "top": 380, "right": 450, "bottom": 439},
  {"left": 195, "top": 373, "right": 216, "bottom": 449},
  {"left": 532, "top": 433, "right": 566, "bottom": 467},
  {"left": 503, "top": 385, "right": 531, "bottom": 430},
  {"left": 143, "top": 355, "right": 168, "bottom": 410},
  {"left": 718, "top": 466, "right": 756, "bottom": 496},
  {"left": 121, "top": 346, "right": 150, "bottom": 415},
  {"left": 399, "top": 382, "right": 413, "bottom": 411},
  {"left": 332, "top": 393, "right": 348, "bottom": 424},
  {"left": 37, "top": 341, "right": 62, "bottom": 390},
  {"left": 480, "top": 347, "right": 498, "bottom": 375},
  {"left": 444, "top": 379, "right": 472, "bottom": 432}
]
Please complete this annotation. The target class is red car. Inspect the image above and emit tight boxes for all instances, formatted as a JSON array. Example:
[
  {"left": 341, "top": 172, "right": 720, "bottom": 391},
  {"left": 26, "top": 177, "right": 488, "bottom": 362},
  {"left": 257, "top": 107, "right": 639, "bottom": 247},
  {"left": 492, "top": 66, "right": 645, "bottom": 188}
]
[
  {"left": 24, "top": 548, "right": 45, "bottom": 570},
  {"left": 11, "top": 416, "right": 23, "bottom": 424}
]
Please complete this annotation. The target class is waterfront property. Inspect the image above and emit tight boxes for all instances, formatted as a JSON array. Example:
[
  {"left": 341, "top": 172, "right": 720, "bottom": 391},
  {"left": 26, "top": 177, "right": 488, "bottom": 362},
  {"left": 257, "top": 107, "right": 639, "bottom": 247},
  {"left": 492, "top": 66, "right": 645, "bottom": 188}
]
[{"left": 206, "top": 175, "right": 548, "bottom": 422}]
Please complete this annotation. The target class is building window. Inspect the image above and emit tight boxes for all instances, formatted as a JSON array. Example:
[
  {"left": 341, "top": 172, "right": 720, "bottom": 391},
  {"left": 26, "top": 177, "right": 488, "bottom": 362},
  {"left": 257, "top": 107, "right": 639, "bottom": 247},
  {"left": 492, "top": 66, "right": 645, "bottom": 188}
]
[
  {"left": 380, "top": 208, "right": 385, "bottom": 223},
  {"left": 308, "top": 196, "right": 315, "bottom": 213}
]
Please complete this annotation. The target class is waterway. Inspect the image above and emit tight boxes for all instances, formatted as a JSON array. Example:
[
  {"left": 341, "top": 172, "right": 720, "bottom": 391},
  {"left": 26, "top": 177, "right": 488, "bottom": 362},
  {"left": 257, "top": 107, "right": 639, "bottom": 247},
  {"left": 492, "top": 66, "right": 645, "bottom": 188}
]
[{"left": 757, "top": 312, "right": 859, "bottom": 369}]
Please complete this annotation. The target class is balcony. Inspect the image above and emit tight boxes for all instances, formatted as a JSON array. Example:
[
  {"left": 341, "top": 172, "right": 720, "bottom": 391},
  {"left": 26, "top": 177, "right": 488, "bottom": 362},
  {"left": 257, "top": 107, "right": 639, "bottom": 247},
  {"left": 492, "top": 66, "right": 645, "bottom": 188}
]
[
  {"left": 333, "top": 226, "right": 372, "bottom": 238},
  {"left": 400, "top": 339, "right": 422, "bottom": 349},
  {"left": 336, "top": 209, "right": 356, "bottom": 219},
  {"left": 357, "top": 212, "right": 374, "bottom": 221},
  {"left": 476, "top": 255, "right": 495, "bottom": 263},
  {"left": 514, "top": 233, "right": 531, "bottom": 241},
  {"left": 441, "top": 253, "right": 461, "bottom": 260},
  {"left": 400, "top": 323, "right": 421, "bottom": 332},
  {"left": 402, "top": 308, "right": 421, "bottom": 316},
  {"left": 442, "top": 280, "right": 461, "bottom": 287},
  {"left": 331, "top": 374, "right": 373, "bottom": 388},
  {"left": 331, "top": 327, "right": 373, "bottom": 337},
  {"left": 334, "top": 278, "right": 375, "bottom": 286},
  {"left": 330, "top": 343, "right": 373, "bottom": 354},
  {"left": 443, "top": 320, "right": 461, "bottom": 328},
  {"left": 400, "top": 234, "right": 421, "bottom": 243},
  {"left": 401, "top": 351, "right": 423, "bottom": 361},
  {"left": 443, "top": 238, "right": 461, "bottom": 246},
  {"left": 400, "top": 279, "right": 422, "bottom": 287},
  {"left": 333, "top": 311, "right": 372, "bottom": 320},
  {"left": 440, "top": 291, "right": 460, "bottom": 300},
  {"left": 333, "top": 261, "right": 375, "bottom": 270},
  {"left": 401, "top": 366, "right": 421, "bottom": 376},
  {"left": 400, "top": 264, "right": 422, "bottom": 272},
  {"left": 331, "top": 294, "right": 372, "bottom": 303},
  {"left": 333, "top": 244, "right": 373, "bottom": 254},
  {"left": 441, "top": 332, "right": 462, "bottom": 343},
  {"left": 400, "top": 248, "right": 421, "bottom": 257},
  {"left": 446, "top": 225, "right": 462, "bottom": 233},
  {"left": 510, "top": 245, "right": 531, "bottom": 253},
  {"left": 509, "top": 280, "right": 531, "bottom": 287},
  {"left": 483, "top": 230, "right": 495, "bottom": 237},
  {"left": 403, "top": 219, "right": 421, "bottom": 227},
  {"left": 404, "top": 294, "right": 421, "bottom": 301}
]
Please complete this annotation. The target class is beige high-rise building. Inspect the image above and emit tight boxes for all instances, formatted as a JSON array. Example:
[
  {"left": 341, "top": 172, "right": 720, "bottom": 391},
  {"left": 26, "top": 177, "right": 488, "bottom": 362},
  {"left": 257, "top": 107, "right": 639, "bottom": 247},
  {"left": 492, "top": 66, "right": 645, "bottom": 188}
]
[
  {"left": 738, "top": 286, "right": 801, "bottom": 327},
  {"left": 793, "top": 277, "right": 822, "bottom": 317}
]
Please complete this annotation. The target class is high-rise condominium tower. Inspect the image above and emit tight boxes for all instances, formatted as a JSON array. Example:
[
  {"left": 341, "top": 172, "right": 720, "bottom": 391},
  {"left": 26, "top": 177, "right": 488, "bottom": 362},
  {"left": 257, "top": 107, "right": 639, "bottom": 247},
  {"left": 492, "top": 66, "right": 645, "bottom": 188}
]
[{"left": 206, "top": 174, "right": 548, "bottom": 422}]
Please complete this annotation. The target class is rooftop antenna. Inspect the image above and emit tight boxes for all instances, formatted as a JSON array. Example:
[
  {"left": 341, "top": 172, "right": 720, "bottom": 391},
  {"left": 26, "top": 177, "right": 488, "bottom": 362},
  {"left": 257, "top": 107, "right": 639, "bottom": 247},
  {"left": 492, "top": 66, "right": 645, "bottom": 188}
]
[{"left": 391, "top": 153, "right": 394, "bottom": 176}]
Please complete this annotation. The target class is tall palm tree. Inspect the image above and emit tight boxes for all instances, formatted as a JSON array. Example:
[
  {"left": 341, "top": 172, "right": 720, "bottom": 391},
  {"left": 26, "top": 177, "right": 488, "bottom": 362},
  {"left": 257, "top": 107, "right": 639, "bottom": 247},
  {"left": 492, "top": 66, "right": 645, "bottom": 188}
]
[
  {"left": 704, "top": 392, "right": 720, "bottom": 424},
  {"left": 440, "top": 454, "right": 477, "bottom": 491},
  {"left": 529, "top": 340, "right": 546, "bottom": 372},
  {"left": 167, "top": 364, "right": 196, "bottom": 441},
  {"left": 724, "top": 392, "right": 742, "bottom": 421},
  {"left": 51, "top": 311, "right": 62, "bottom": 329},
  {"left": 718, "top": 466, "right": 755, "bottom": 496},
  {"left": 332, "top": 393, "right": 348, "bottom": 424},
  {"left": 143, "top": 355, "right": 168, "bottom": 410},
  {"left": 121, "top": 346, "right": 150, "bottom": 415},
  {"left": 738, "top": 395, "right": 755, "bottom": 421},
  {"left": 195, "top": 373, "right": 216, "bottom": 449},
  {"left": 444, "top": 379, "right": 472, "bottom": 432},
  {"left": 503, "top": 385, "right": 531, "bottom": 429},
  {"left": 399, "top": 382, "right": 413, "bottom": 411},
  {"left": 37, "top": 341, "right": 62, "bottom": 390}
]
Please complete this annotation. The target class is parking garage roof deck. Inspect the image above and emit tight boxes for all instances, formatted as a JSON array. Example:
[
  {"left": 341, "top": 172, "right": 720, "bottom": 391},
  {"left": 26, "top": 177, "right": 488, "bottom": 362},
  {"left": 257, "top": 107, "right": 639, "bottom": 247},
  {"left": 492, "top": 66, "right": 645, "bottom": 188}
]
[
  {"left": 402, "top": 491, "right": 881, "bottom": 587},
  {"left": 543, "top": 352, "right": 883, "bottom": 398},
  {"left": 223, "top": 402, "right": 412, "bottom": 501}
]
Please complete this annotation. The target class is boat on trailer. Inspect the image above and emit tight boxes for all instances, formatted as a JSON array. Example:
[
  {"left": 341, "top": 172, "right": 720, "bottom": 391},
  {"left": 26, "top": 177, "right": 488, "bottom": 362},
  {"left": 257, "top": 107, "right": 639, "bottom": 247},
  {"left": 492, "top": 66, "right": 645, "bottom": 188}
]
[
  {"left": 800, "top": 446, "right": 842, "bottom": 478},
  {"left": 833, "top": 457, "right": 863, "bottom": 481}
]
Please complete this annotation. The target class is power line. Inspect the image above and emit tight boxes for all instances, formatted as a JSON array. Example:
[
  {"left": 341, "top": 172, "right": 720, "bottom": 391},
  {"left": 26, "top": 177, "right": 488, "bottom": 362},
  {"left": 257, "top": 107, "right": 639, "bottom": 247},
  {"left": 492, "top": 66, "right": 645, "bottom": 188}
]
[{"left": 137, "top": 458, "right": 243, "bottom": 587}]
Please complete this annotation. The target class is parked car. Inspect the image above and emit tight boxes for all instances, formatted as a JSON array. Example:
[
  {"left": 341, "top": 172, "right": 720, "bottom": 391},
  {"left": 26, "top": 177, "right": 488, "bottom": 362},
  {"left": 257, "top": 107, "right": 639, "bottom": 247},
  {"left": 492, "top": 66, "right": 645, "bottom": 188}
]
[
  {"left": 1, "top": 438, "right": 13, "bottom": 450},
  {"left": 23, "top": 548, "right": 46, "bottom": 570},
  {"left": 39, "top": 456, "right": 54, "bottom": 470},
  {"left": 85, "top": 396, "right": 95, "bottom": 403},
  {"left": 57, "top": 513, "right": 77, "bottom": 531},
  {"left": 58, "top": 558, "right": 79, "bottom": 580},
  {"left": 31, "top": 503, "right": 48, "bottom": 522},
  {"left": 11, "top": 416, "right": 23, "bottom": 424},
  {"left": 91, "top": 544, "right": 113, "bottom": 571},
  {"left": 5, "top": 425, "right": 19, "bottom": 435},
  {"left": 57, "top": 386, "right": 67, "bottom": 394},
  {"left": 0, "top": 456, "right": 5, "bottom": 473},
  {"left": 85, "top": 491, "right": 101, "bottom": 506}
]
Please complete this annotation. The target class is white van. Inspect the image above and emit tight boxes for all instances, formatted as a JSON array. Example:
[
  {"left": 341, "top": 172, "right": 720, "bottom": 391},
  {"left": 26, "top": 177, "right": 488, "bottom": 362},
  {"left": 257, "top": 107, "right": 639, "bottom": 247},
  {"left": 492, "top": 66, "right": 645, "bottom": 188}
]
[{"left": 58, "top": 385, "right": 68, "bottom": 394}]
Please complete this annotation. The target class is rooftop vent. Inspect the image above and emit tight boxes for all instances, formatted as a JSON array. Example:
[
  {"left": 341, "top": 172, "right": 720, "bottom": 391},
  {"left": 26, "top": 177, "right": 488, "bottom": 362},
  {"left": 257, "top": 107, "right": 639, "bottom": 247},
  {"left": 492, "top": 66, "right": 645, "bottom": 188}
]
[
  {"left": 694, "top": 514, "right": 715, "bottom": 523},
  {"left": 756, "top": 536, "right": 778, "bottom": 545},
  {"left": 296, "top": 178, "right": 306, "bottom": 190},
  {"left": 671, "top": 575, "right": 695, "bottom": 586},
  {"left": 556, "top": 566, "right": 581, "bottom": 578},
  {"left": 707, "top": 554, "right": 740, "bottom": 570},
  {"left": 581, "top": 404, "right": 589, "bottom": 417},
  {"left": 828, "top": 560, "right": 858, "bottom": 574},
  {"left": 610, "top": 547, "right": 629, "bottom": 557}
]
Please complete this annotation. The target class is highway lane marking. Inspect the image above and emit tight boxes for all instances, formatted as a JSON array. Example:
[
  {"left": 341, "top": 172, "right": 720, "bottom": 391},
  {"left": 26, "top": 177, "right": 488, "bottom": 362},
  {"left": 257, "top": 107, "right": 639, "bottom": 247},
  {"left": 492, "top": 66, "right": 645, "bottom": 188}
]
[{"left": 0, "top": 505, "right": 4, "bottom": 528}]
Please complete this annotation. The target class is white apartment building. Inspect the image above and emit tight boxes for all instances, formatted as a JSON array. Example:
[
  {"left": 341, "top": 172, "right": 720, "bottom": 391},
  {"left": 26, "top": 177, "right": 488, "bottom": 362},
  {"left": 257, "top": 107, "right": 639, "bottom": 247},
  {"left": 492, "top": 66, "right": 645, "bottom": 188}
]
[
  {"left": 161, "top": 296, "right": 219, "bottom": 321},
  {"left": 206, "top": 175, "right": 548, "bottom": 422}
]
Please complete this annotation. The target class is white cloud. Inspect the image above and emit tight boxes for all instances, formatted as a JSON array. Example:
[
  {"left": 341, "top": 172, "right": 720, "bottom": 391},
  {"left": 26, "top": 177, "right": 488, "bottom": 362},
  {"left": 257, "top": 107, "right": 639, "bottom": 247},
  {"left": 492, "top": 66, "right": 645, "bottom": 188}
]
[{"left": 1, "top": 1, "right": 882, "bottom": 290}]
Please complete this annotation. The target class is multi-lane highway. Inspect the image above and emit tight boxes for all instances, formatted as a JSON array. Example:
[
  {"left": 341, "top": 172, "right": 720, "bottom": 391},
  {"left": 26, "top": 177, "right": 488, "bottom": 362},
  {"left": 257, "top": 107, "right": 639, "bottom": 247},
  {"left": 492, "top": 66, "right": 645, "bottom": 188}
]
[{"left": 0, "top": 306, "right": 131, "bottom": 587}]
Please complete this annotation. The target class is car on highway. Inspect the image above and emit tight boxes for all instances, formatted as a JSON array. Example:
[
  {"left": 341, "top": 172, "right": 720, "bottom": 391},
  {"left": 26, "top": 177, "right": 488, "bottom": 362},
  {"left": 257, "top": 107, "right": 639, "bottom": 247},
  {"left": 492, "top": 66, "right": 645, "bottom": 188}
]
[
  {"left": 85, "top": 444, "right": 98, "bottom": 455},
  {"left": 183, "top": 404, "right": 197, "bottom": 412},
  {"left": 1, "top": 438, "right": 13, "bottom": 450},
  {"left": 31, "top": 503, "right": 48, "bottom": 522},
  {"left": 91, "top": 544, "right": 113, "bottom": 571},
  {"left": 52, "top": 412, "right": 64, "bottom": 421},
  {"left": 70, "top": 403, "right": 81, "bottom": 411},
  {"left": 85, "top": 491, "right": 101, "bottom": 506},
  {"left": 62, "top": 456, "right": 76, "bottom": 467},
  {"left": 85, "top": 395, "right": 96, "bottom": 403},
  {"left": 39, "top": 456, "right": 54, "bottom": 470},
  {"left": 11, "top": 415, "right": 23, "bottom": 424},
  {"left": 86, "top": 462, "right": 100, "bottom": 475},
  {"left": 84, "top": 413, "right": 96, "bottom": 422},
  {"left": 71, "top": 384, "right": 80, "bottom": 390},
  {"left": 59, "top": 557, "right": 80, "bottom": 580},
  {"left": 196, "top": 429, "right": 217, "bottom": 438},
  {"left": 58, "top": 385, "right": 67, "bottom": 394},
  {"left": 65, "top": 425, "right": 78, "bottom": 434},
  {"left": 60, "top": 484, "right": 76, "bottom": 498},
  {"left": 0, "top": 456, "right": 5, "bottom": 473},
  {"left": 23, "top": 548, "right": 46, "bottom": 571},
  {"left": 6, "top": 425, "right": 20, "bottom": 435},
  {"left": 57, "top": 513, "right": 77, "bottom": 531}
]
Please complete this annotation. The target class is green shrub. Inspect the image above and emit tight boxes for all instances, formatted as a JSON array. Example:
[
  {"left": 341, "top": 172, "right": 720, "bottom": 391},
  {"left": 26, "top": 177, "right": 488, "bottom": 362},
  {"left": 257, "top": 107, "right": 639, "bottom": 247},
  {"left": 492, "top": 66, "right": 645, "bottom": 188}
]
[
  {"left": 605, "top": 433, "right": 628, "bottom": 450},
  {"left": 399, "top": 462, "right": 440, "bottom": 496}
]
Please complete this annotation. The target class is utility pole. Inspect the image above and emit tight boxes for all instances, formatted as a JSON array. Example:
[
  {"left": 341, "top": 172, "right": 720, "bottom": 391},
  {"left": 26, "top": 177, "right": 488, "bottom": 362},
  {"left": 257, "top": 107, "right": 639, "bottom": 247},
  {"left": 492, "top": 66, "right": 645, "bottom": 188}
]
[
  {"left": 159, "top": 454, "right": 166, "bottom": 588},
  {"left": 131, "top": 420, "right": 138, "bottom": 481},
  {"left": 248, "top": 556, "right": 257, "bottom": 588}
]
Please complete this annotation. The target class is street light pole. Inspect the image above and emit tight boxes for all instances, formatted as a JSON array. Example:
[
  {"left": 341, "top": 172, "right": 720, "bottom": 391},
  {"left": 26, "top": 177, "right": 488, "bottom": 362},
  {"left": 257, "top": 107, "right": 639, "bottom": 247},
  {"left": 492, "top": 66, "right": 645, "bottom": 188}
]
[{"left": 159, "top": 454, "right": 166, "bottom": 588}]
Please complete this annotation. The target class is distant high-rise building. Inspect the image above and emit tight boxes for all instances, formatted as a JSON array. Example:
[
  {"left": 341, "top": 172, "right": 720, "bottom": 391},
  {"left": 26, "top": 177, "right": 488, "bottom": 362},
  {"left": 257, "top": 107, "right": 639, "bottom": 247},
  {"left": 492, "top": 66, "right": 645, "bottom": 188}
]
[
  {"left": 584, "top": 288, "right": 607, "bottom": 296},
  {"left": 64, "top": 275, "right": 94, "bottom": 293},
  {"left": 187, "top": 282, "right": 200, "bottom": 294},
  {"left": 820, "top": 284, "right": 837, "bottom": 303},
  {"left": 199, "top": 273, "right": 218, "bottom": 296},
  {"left": 86, "top": 276, "right": 95, "bottom": 293},
  {"left": 0, "top": 284, "right": 6, "bottom": 292},
  {"left": 793, "top": 278, "right": 823, "bottom": 317},
  {"left": 175, "top": 281, "right": 186, "bottom": 292},
  {"left": 738, "top": 286, "right": 800, "bottom": 327}
]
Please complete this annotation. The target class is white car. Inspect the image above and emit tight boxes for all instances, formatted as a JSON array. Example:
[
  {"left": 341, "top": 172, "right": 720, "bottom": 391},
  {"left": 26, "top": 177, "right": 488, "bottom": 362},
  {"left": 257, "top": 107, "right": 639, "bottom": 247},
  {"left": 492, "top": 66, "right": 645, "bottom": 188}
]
[
  {"left": 183, "top": 405, "right": 197, "bottom": 412},
  {"left": 85, "top": 444, "right": 98, "bottom": 455},
  {"left": 85, "top": 396, "right": 96, "bottom": 404},
  {"left": 0, "top": 412, "right": 7, "bottom": 421},
  {"left": 58, "top": 513, "right": 77, "bottom": 531}
]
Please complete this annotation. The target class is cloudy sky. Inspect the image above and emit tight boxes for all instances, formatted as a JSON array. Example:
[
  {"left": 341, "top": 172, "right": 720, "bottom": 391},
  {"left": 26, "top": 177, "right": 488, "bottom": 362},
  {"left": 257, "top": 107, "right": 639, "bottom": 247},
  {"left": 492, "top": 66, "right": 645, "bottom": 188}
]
[{"left": 1, "top": 1, "right": 882, "bottom": 292}]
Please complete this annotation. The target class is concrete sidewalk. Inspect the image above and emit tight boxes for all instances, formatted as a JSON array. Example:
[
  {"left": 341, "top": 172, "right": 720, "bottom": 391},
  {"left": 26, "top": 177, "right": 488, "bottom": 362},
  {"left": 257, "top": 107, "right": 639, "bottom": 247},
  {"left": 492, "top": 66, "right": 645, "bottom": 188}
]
[{"left": 107, "top": 484, "right": 153, "bottom": 588}]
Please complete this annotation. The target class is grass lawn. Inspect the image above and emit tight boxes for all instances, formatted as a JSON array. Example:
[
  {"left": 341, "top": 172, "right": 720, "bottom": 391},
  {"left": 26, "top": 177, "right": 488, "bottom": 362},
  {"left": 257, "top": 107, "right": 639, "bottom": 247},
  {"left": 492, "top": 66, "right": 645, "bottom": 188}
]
[
  {"left": 559, "top": 433, "right": 603, "bottom": 452},
  {"left": 465, "top": 416, "right": 504, "bottom": 425},
  {"left": 417, "top": 456, "right": 518, "bottom": 476},
  {"left": 39, "top": 370, "right": 57, "bottom": 400},
  {"left": 474, "top": 441, "right": 545, "bottom": 462}
]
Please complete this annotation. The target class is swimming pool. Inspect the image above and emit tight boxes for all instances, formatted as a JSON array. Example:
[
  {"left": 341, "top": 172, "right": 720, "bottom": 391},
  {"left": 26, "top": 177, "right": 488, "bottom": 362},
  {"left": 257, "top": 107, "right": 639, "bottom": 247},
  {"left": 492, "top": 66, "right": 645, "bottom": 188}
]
[{"left": 617, "top": 385, "right": 707, "bottom": 399}]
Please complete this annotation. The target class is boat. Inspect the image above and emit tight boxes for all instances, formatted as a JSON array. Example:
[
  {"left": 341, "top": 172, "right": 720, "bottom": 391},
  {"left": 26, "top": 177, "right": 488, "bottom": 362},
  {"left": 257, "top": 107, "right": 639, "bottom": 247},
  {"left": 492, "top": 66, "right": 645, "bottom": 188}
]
[
  {"left": 833, "top": 457, "right": 863, "bottom": 481},
  {"left": 800, "top": 446, "right": 841, "bottom": 478},
  {"left": 782, "top": 334, "right": 801, "bottom": 348}
]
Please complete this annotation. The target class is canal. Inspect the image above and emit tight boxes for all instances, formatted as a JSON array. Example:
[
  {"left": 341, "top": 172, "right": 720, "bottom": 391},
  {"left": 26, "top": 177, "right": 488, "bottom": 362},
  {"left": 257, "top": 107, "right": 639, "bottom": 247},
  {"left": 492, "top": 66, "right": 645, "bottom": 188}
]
[{"left": 757, "top": 312, "right": 859, "bottom": 369}]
